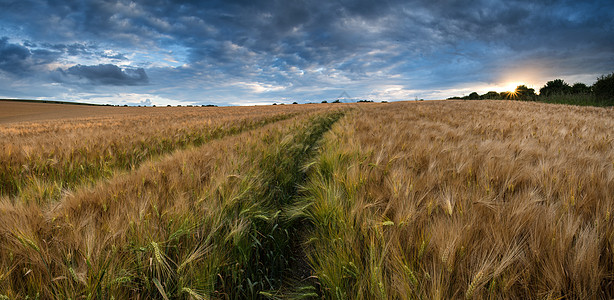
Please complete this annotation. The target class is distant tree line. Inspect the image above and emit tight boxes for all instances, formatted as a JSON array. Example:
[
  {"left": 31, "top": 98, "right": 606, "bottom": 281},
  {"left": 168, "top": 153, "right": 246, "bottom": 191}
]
[
  {"left": 448, "top": 72, "right": 614, "bottom": 106},
  {"left": 292, "top": 99, "right": 379, "bottom": 105}
]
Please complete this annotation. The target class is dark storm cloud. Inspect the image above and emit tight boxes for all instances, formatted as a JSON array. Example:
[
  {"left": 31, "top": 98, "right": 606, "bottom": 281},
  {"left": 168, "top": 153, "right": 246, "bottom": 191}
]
[
  {"left": 0, "top": 0, "right": 613, "bottom": 102},
  {"left": 0, "top": 37, "right": 63, "bottom": 76},
  {"left": 0, "top": 37, "right": 31, "bottom": 74},
  {"left": 164, "top": 0, "right": 613, "bottom": 88},
  {"left": 54, "top": 64, "right": 149, "bottom": 86}
]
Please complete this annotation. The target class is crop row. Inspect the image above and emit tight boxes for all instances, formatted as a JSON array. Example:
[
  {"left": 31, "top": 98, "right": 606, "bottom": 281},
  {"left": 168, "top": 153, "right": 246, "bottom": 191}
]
[
  {"left": 294, "top": 101, "right": 614, "bottom": 299},
  {"left": 0, "top": 108, "right": 345, "bottom": 299},
  {"left": 0, "top": 107, "right": 313, "bottom": 204}
]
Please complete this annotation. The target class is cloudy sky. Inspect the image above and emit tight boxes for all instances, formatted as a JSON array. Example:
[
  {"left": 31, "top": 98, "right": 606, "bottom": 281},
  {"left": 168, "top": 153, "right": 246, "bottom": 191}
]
[{"left": 0, "top": 0, "right": 613, "bottom": 106}]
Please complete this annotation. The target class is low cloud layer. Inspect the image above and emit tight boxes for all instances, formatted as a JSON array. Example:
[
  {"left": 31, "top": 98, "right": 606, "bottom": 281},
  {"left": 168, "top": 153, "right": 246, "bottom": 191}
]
[{"left": 0, "top": 0, "right": 612, "bottom": 104}]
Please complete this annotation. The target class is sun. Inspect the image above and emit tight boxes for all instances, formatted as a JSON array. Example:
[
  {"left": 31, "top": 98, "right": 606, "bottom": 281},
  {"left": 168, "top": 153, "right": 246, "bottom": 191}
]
[{"left": 502, "top": 81, "right": 523, "bottom": 93}]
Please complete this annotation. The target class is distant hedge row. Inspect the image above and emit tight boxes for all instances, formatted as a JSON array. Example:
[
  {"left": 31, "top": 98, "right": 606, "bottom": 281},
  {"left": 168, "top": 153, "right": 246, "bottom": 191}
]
[{"left": 450, "top": 72, "right": 614, "bottom": 106}]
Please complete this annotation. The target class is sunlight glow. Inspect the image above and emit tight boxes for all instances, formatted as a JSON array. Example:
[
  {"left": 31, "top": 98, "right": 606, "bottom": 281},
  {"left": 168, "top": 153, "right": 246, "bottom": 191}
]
[{"left": 502, "top": 82, "right": 523, "bottom": 93}]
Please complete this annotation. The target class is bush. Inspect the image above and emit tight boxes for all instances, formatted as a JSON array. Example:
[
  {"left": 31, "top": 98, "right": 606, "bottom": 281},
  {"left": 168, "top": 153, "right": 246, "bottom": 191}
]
[{"left": 593, "top": 72, "right": 614, "bottom": 105}]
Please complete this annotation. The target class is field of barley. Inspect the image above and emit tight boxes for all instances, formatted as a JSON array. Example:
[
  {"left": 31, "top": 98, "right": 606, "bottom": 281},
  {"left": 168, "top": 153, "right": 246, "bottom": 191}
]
[{"left": 0, "top": 100, "right": 613, "bottom": 299}]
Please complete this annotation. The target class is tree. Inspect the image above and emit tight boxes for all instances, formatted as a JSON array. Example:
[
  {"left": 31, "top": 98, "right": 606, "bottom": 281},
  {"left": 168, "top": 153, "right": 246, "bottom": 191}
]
[
  {"left": 467, "top": 92, "right": 480, "bottom": 100},
  {"left": 593, "top": 72, "right": 614, "bottom": 105},
  {"left": 571, "top": 83, "right": 591, "bottom": 94},
  {"left": 481, "top": 91, "right": 500, "bottom": 100},
  {"left": 515, "top": 85, "right": 536, "bottom": 101},
  {"left": 539, "top": 79, "right": 571, "bottom": 96}
]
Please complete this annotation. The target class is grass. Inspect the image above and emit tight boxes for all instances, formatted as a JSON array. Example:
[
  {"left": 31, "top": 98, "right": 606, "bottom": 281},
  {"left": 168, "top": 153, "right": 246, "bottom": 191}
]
[{"left": 1, "top": 100, "right": 613, "bottom": 298}]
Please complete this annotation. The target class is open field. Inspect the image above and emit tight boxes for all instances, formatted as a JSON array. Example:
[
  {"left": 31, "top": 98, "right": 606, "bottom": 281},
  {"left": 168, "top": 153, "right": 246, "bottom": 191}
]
[
  {"left": 0, "top": 100, "right": 613, "bottom": 298},
  {"left": 0, "top": 102, "right": 336, "bottom": 204},
  {"left": 295, "top": 101, "right": 614, "bottom": 299},
  {"left": 0, "top": 100, "right": 127, "bottom": 124}
]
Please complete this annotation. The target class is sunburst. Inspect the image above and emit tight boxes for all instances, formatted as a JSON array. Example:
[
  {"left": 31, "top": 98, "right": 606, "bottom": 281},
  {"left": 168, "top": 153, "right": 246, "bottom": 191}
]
[{"left": 500, "top": 82, "right": 522, "bottom": 99}]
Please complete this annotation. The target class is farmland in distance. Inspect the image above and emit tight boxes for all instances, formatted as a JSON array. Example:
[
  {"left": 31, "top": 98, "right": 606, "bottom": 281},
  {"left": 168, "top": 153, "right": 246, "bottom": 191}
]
[{"left": 0, "top": 100, "right": 613, "bottom": 299}]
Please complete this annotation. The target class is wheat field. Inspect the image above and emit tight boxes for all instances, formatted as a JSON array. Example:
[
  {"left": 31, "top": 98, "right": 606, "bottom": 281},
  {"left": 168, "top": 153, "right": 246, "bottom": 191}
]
[
  {"left": 294, "top": 101, "right": 614, "bottom": 299},
  {"left": 0, "top": 100, "right": 613, "bottom": 299}
]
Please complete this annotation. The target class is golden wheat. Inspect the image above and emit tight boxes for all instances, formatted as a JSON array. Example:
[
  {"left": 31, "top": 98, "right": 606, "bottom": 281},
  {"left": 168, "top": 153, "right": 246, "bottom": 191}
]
[
  {"left": 2, "top": 99, "right": 612, "bottom": 298},
  {"left": 299, "top": 100, "right": 614, "bottom": 299},
  {"left": 0, "top": 103, "right": 345, "bottom": 298},
  {"left": 0, "top": 104, "right": 330, "bottom": 204}
]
